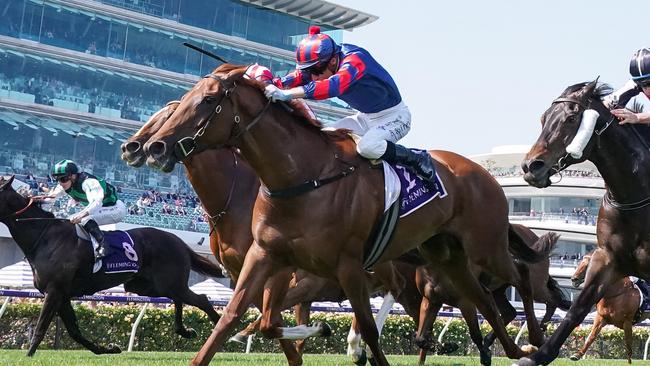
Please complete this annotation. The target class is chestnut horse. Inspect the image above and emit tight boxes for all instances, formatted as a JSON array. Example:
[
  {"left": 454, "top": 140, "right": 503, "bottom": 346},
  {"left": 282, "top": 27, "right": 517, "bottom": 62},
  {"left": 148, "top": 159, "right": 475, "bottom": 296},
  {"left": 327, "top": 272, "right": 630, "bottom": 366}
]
[
  {"left": 519, "top": 80, "right": 650, "bottom": 365},
  {"left": 144, "top": 64, "right": 553, "bottom": 366},
  {"left": 121, "top": 102, "right": 421, "bottom": 365},
  {"left": 416, "top": 226, "right": 569, "bottom": 366},
  {"left": 570, "top": 252, "right": 649, "bottom": 363}
]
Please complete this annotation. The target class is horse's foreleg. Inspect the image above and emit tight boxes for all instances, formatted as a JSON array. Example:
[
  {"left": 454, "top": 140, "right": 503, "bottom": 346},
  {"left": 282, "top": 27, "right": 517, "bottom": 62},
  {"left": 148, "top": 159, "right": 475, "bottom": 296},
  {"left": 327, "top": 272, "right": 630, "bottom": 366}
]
[
  {"left": 459, "top": 299, "right": 490, "bottom": 366},
  {"left": 191, "top": 243, "right": 277, "bottom": 366},
  {"left": 339, "top": 262, "right": 390, "bottom": 366},
  {"left": 624, "top": 319, "right": 633, "bottom": 364},
  {"left": 515, "top": 262, "right": 544, "bottom": 346},
  {"left": 415, "top": 297, "right": 441, "bottom": 366},
  {"left": 294, "top": 302, "right": 311, "bottom": 355},
  {"left": 230, "top": 314, "right": 261, "bottom": 343},
  {"left": 57, "top": 300, "right": 121, "bottom": 354},
  {"left": 484, "top": 287, "right": 516, "bottom": 348},
  {"left": 570, "top": 314, "right": 604, "bottom": 361},
  {"left": 539, "top": 305, "right": 556, "bottom": 333},
  {"left": 515, "top": 249, "right": 617, "bottom": 366},
  {"left": 27, "top": 291, "right": 62, "bottom": 357}
]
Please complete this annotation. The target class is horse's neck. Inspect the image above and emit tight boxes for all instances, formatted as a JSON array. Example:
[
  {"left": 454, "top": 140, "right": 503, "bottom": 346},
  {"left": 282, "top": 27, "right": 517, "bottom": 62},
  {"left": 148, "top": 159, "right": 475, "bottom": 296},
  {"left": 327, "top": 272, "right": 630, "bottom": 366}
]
[
  {"left": 591, "top": 124, "right": 650, "bottom": 204},
  {"left": 184, "top": 149, "right": 258, "bottom": 237},
  {"left": 237, "top": 107, "right": 337, "bottom": 192},
  {"left": 5, "top": 207, "right": 58, "bottom": 259}
]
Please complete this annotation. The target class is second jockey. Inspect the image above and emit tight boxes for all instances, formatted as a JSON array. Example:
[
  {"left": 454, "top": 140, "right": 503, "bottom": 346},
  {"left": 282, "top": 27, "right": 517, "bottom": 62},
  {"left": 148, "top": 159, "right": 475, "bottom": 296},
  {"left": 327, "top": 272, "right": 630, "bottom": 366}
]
[
  {"left": 264, "top": 26, "right": 437, "bottom": 183},
  {"left": 604, "top": 47, "right": 650, "bottom": 124},
  {"left": 42, "top": 160, "right": 126, "bottom": 260}
]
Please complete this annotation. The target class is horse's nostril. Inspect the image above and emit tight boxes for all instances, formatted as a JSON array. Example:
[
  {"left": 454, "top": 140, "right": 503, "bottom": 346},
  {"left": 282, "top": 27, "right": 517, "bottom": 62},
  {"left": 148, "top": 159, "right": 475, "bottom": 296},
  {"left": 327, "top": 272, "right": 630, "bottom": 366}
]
[
  {"left": 148, "top": 141, "right": 166, "bottom": 157},
  {"left": 521, "top": 161, "right": 529, "bottom": 174},
  {"left": 125, "top": 141, "right": 141, "bottom": 154},
  {"left": 527, "top": 160, "right": 546, "bottom": 175}
]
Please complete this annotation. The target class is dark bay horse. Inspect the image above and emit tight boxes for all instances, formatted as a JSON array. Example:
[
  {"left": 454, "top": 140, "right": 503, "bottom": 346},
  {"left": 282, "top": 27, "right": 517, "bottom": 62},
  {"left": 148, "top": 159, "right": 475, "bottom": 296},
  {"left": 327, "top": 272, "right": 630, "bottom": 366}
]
[
  {"left": 519, "top": 80, "right": 650, "bottom": 365},
  {"left": 570, "top": 253, "right": 648, "bottom": 363},
  {"left": 416, "top": 226, "right": 569, "bottom": 366},
  {"left": 0, "top": 176, "right": 221, "bottom": 356},
  {"left": 121, "top": 101, "right": 421, "bottom": 366},
  {"left": 144, "top": 64, "right": 553, "bottom": 366}
]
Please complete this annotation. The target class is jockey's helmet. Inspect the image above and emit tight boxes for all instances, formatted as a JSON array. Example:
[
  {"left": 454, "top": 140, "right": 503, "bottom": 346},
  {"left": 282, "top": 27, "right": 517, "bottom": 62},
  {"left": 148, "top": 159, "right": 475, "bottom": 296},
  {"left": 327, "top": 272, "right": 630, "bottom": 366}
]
[
  {"left": 629, "top": 48, "right": 650, "bottom": 85},
  {"left": 295, "top": 26, "right": 339, "bottom": 71},
  {"left": 52, "top": 159, "right": 79, "bottom": 178}
]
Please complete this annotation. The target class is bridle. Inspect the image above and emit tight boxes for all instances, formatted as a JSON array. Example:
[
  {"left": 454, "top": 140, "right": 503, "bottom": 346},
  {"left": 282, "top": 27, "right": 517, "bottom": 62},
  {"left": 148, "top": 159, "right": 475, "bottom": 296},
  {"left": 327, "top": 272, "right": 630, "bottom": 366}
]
[
  {"left": 551, "top": 96, "right": 650, "bottom": 210},
  {"left": 173, "top": 73, "right": 271, "bottom": 161},
  {"left": 205, "top": 148, "right": 238, "bottom": 236},
  {"left": 0, "top": 197, "right": 34, "bottom": 220}
]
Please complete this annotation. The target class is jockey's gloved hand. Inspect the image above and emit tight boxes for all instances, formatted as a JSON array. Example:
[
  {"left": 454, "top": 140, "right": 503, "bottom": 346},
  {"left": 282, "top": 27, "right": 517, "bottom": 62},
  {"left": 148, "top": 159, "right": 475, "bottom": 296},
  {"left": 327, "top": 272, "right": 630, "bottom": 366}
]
[
  {"left": 264, "top": 84, "right": 293, "bottom": 102},
  {"left": 602, "top": 80, "right": 638, "bottom": 109}
]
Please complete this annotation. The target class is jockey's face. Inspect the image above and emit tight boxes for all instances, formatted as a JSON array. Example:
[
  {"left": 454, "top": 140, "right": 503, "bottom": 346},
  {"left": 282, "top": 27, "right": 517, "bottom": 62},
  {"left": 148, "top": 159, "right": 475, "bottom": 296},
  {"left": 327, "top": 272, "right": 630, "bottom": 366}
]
[
  {"left": 642, "top": 85, "right": 650, "bottom": 98},
  {"left": 311, "top": 56, "right": 338, "bottom": 81}
]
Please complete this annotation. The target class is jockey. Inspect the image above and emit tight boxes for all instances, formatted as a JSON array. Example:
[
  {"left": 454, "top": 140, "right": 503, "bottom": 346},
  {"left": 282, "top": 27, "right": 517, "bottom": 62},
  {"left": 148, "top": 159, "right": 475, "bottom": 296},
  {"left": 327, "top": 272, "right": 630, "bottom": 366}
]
[
  {"left": 41, "top": 160, "right": 126, "bottom": 260},
  {"left": 605, "top": 48, "right": 650, "bottom": 124},
  {"left": 263, "top": 26, "right": 436, "bottom": 183}
]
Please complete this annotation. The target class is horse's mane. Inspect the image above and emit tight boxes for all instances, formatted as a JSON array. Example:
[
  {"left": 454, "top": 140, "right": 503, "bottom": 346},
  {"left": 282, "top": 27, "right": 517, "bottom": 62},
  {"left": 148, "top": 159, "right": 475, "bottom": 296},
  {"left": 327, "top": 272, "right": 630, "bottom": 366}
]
[
  {"left": 560, "top": 81, "right": 613, "bottom": 99},
  {"left": 213, "top": 64, "right": 326, "bottom": 129}
]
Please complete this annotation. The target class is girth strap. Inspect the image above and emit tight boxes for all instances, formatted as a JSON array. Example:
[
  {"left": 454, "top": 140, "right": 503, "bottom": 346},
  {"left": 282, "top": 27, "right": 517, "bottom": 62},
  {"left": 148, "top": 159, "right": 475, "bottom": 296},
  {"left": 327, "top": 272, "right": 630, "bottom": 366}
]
[{"left": 264, "top": 166, "right": 356, "bottom": 198}]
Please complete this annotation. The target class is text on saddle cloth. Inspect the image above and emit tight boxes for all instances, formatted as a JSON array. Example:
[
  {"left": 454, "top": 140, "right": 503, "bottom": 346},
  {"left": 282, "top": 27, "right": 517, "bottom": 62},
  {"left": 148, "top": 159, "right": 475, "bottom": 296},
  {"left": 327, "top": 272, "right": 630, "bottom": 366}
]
[
  {"left": 382, "top": 158, "right": 448, "bottom": 218},
  {"left": 633, "top": 279, "right": 650, "bottom": 323},
  {"left": 87, "top": 230, "right": 140, "bottom": 274}
]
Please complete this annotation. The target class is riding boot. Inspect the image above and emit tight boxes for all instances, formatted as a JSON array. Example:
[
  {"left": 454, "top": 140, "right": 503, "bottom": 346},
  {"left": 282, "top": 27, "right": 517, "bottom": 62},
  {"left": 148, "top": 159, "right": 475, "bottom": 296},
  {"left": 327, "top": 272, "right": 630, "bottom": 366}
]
[
  {"left": 382, "top": 141, "right": 437, "bottom": 183},
  {"left": 83, "top": 219, "right": 107, "bottom": 260}
]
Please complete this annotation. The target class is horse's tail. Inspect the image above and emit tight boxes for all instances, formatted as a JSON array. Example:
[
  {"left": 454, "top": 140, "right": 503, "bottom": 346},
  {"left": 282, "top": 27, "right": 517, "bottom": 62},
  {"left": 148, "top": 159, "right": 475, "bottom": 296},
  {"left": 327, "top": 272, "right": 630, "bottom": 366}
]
[
  {"left": 507, "top": 224, "right": 559, "bottom": 263},
  {"left": 188, "top": 249, "right": 224, "bottom": 278},
  {"left": 547, "top": 276, "right": 572, "bottom": 311}
]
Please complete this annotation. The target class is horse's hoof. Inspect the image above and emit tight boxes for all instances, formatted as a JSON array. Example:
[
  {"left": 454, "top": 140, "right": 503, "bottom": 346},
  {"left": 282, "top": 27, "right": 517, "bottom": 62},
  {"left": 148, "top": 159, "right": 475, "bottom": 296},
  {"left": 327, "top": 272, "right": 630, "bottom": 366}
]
[
  {"left": 569, "top": 354, "right": 581, "bottom": 361},
  {"left": 228, "top": 333, "right": 248, "bottom": 344},
  {"left": 436, "top": 342, "right": 459, "bottom": 355},
  {"left": 318, "top": 322, "right": 332, "bottom": 338},
  {"left": 520, "top": 344, "right": 538, "bottom": 355},
  {"left": 353, "top": 349, "right": 367, "bottom": 366},
  {"left": 512, "top": 357, "right": 537, "bottom": 366},
  {"left": 107, "top": 343, "right": 122, "bottom": 354}
]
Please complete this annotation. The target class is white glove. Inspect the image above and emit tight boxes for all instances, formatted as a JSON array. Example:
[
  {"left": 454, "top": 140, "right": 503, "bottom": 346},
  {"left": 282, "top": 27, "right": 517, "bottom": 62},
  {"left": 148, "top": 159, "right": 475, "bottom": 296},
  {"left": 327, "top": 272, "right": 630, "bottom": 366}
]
[{"left": 264, "top": 84, "right": 293, "bottom": 102}]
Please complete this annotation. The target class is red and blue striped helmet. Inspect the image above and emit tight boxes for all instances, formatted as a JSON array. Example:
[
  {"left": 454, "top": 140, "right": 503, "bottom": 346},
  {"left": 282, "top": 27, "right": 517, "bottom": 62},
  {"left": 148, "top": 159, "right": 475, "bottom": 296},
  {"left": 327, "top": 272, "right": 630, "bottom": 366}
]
[
  {"left": 629, "top": 48, "right": 650, "bottom": 83},
  {"left": 296, "top": 26, "right": 339, "bottom": 70}
]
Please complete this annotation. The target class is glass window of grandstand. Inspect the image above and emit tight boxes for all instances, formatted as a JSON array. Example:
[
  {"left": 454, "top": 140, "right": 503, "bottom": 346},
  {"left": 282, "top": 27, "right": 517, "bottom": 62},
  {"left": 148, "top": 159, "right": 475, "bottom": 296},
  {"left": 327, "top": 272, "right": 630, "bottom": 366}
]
[
  {"left": 550, "top": 240, "right": 595, "bottom": 267},
  {"left": 0, "top": 50, "right": 183, "bottom": 121},
  {"left": 508, "top": 196, "right": 601, "bottom": 225},
  {"left": 97, "top": 0, "right": 341, "bottom": 52}
]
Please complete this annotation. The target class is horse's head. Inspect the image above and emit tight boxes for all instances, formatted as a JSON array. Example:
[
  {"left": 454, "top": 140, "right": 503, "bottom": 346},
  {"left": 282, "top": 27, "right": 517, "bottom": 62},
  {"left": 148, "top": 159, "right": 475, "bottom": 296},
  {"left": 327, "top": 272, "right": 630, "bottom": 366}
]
[
  {"left": 145, "top": 64, "right": 266, "bottom": 173},
  {"left": 571, "top": 253, "right": 592, "bottom": 288},
  {"left": 121, "top": 101, "right": 180, "bottom": 168},
  {"left": 0, "top": 176, "right": 28, "bottom": 219},
  {"left": 522, "top": 79, "right": 613, "bottom": 188}
]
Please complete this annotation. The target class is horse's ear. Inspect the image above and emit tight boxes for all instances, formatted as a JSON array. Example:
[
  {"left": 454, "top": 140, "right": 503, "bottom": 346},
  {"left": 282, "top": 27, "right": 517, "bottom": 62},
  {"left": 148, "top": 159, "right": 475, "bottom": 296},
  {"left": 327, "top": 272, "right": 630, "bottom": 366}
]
[
  {"left": 0, "top": 175, "right": 15, "bottom": 191},
  {"left": 581, "top": 77, "right": 600, "bottom": 100}
]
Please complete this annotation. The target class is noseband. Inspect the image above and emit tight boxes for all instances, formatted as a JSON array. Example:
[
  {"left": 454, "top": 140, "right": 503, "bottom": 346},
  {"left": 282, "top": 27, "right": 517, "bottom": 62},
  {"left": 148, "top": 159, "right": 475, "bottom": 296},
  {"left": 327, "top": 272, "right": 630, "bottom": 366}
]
[{"left": 174, "top": 73, "right": 271, "bottom": 160}]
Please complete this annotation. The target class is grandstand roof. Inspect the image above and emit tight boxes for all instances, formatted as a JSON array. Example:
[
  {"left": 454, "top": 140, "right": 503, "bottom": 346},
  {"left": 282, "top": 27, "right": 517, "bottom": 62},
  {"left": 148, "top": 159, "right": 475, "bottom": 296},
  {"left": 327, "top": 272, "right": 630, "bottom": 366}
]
[{"left": 240, "top": 0, "right": 378, "bottom": 30}]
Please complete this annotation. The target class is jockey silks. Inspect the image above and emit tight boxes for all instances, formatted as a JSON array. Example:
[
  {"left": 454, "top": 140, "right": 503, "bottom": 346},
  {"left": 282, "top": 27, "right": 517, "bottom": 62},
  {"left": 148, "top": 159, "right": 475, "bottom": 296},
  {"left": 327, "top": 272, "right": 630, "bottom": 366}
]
[
  {"left": 275, "top": 44, "right": 402, "bottom": 114},
  {"left": 65, "top": 172, "right": 118, "bottom": 207}
]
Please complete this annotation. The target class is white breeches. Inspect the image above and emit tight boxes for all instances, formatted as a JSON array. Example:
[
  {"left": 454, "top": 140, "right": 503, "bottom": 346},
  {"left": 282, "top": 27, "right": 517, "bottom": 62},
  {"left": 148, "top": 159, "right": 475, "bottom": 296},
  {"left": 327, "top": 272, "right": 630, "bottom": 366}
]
[
  {"left": 80, "top": 200, "right": 127, "bottom": 226},
  {"left": 328, "top": 101, "right": 411, "bottom": 159}
]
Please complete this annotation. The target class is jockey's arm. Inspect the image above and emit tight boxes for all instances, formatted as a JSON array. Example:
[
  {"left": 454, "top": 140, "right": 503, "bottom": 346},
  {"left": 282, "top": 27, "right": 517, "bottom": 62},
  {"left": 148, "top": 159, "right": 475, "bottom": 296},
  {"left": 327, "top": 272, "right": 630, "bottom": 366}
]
[
  {"left": 302, "top": 53, "right": 365, "bottom": 100},
  {"left": 71, "top": 178, "right": 104, "bottom": 221},
  {"left": 33, "top": 184, "right": 65, "bottom": 202}
]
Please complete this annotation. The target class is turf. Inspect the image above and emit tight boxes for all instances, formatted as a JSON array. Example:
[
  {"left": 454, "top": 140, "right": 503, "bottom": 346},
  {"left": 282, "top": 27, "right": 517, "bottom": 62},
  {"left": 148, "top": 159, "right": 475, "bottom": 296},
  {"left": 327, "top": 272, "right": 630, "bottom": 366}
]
[{"left": 1, "top": 350, "right": 649, "bottom": 366}]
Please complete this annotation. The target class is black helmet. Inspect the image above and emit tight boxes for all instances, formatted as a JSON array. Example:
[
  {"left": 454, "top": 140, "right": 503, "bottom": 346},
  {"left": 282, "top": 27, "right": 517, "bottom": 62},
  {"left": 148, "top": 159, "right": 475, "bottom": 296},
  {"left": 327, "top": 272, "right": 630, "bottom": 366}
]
[
  {"left": 52, "top": 159, "right": 79, "bottom": 178},
  {"left": 629, "top": 48, "right": 650, "bottom": 83}
]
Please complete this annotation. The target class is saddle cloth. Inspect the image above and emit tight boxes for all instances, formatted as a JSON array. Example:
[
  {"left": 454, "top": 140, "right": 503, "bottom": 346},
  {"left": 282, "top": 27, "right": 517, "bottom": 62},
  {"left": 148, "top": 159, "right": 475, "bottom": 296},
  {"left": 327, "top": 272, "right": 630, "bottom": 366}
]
[
  {"left": 382, "top": 160, "right": 448, "bottom": 218},
  {"left": 633, "top": 279, "right": 650, "bottom": 323},
  {"left": 83, "top": 230, "right": 140, "bottom": 275}
]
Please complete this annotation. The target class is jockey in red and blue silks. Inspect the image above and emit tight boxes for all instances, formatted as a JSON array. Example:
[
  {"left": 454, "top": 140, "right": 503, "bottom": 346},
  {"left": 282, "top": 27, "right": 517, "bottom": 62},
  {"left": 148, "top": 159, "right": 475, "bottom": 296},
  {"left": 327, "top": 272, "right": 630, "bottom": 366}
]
[
  {"left": 605, "top": 48, "right": 650, "bottom": 125},
  {"left": 264, "top": 26, "right": 436, "bottom": 183}
]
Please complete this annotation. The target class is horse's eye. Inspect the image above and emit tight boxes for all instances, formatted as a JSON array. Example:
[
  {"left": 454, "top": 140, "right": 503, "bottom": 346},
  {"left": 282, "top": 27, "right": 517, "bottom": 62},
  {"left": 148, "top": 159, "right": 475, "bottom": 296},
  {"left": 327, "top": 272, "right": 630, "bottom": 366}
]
[{"left": 202, "top": 95, "right": 218, "bottom": 104}]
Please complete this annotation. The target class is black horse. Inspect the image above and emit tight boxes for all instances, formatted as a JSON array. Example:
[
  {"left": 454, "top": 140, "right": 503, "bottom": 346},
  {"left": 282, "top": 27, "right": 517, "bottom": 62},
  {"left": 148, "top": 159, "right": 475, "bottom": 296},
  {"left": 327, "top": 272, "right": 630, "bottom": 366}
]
[
  {"left": 0, "top": 176, "right": 222, "bottom": 356},
  {"left": 519, "top": 80, "right": 650, "bottom": 365}
]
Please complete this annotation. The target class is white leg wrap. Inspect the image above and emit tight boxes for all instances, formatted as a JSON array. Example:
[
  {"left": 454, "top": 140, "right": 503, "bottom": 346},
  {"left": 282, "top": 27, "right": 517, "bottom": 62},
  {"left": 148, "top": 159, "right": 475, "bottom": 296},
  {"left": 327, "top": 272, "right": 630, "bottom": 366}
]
[
  {"left": 347, "top": 325, "right": 363, "bottom": 359},
  {"left": 278, "top": 324, "right": 323, "bottom": 340},
  {"left": 366, "top": 292, "right": 395, "bottom": 359}
]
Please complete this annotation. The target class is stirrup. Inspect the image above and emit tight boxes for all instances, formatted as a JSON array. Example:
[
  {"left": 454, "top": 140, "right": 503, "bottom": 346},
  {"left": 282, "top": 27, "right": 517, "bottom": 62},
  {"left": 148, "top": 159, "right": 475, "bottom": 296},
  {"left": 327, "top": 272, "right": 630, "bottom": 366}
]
[{"left": 95, "top": 246, "right": 107, "bottom": 260}]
